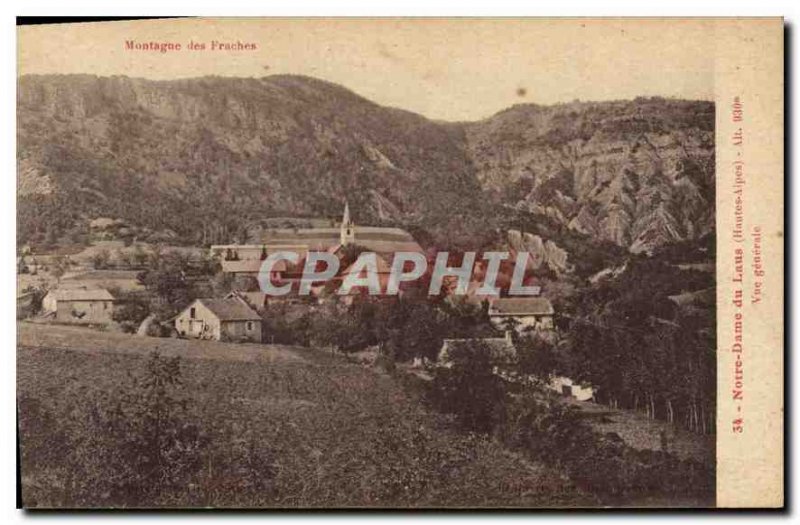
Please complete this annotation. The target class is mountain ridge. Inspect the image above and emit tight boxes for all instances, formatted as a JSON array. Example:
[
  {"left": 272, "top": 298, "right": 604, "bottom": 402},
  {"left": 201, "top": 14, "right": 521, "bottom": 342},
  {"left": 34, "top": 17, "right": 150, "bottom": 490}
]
[{"left": 17, "top": 74, "right": 715, "bottom": 254}]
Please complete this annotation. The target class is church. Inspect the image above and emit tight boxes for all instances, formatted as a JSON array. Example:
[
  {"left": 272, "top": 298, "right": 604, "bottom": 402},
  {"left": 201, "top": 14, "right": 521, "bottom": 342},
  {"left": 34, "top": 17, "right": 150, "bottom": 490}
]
[{"left": 210, "top": 202, "right": 423, "bottom": 264}]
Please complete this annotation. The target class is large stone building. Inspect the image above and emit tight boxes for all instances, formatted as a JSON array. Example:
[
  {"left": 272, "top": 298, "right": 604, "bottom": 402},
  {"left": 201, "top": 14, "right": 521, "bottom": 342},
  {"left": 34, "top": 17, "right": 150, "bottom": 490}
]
[
  {"left": 211, "top": 203, "right": 423, "bottom": 260},
  {"left": 211, "top": 203, "right": 423, "bottom": 299}
]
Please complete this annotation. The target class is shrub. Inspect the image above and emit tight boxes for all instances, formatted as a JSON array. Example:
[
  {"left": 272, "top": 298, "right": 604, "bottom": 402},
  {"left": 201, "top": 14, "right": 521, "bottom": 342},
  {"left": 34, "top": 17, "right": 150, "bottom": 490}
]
[
  {"left": 499, "top": 388, "right": 714, "bottom": 504},
  {"left": 19, "top": 352, "right": 209, "bottom": 507},
  {"left": 430, "top": 340, "right": 507, "bottom": 433},
  {"left": 18, "top": 345, "right": 586, "bottom": 508},
  {"left": 112, "top": 293, "right": 150, "bottom": 333}
]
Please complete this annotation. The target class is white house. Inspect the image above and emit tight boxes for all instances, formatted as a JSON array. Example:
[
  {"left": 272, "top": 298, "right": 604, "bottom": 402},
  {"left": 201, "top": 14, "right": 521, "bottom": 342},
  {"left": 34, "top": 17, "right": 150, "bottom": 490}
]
[
  {"left": 488, "top": 297, "right": 555, "bottom": 333},
  {"left": 549, "top": 376, "right": 594, "bottom": 401},
  {"left": 173, "top": 297, "right": 262, "bottom": 342}
]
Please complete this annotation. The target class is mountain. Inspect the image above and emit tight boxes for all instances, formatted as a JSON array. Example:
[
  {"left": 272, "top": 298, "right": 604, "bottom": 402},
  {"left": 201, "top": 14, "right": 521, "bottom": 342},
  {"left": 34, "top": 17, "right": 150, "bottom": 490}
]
[
  {"left": 17, "top": 74, "right": 714, "bottom": 254},
  {"left": 463, "top": 99, "right": 715, "bottom": 253}
]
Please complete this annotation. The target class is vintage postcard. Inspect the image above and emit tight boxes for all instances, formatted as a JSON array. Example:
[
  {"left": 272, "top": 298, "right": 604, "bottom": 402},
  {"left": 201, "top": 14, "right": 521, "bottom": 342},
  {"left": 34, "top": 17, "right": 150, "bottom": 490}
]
[{"left": 16, "top": 17, "right": 783, "bottom": 509}]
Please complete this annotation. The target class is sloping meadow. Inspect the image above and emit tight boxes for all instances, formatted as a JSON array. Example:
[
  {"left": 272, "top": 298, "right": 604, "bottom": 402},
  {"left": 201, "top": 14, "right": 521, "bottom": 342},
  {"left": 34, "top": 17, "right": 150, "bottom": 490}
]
[{"left": 17, "top": 343, "right": 589, "bottom": 508}]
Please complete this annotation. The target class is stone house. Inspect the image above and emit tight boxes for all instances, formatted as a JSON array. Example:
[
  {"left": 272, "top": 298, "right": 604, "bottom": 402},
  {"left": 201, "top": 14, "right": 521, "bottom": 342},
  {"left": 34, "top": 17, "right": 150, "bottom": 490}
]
[
  {"left": 549, "top": 376, "right": 594, "bottom": 401},
  {"left": 41, "top": 287, "right": 115, "bottom": 324},
  {"left": 488, "top": 297, "right": 555, "bottom": 333}
]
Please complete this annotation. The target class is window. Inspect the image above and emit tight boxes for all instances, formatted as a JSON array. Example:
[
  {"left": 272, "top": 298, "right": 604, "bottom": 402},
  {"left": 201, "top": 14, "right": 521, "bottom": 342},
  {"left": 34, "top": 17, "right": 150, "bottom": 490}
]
[
  {"left": 190, "top": 307, "right": 196, "bottom": 319},
  {"left": 247, "top": 321, "right": 253, "bottom": 331}
]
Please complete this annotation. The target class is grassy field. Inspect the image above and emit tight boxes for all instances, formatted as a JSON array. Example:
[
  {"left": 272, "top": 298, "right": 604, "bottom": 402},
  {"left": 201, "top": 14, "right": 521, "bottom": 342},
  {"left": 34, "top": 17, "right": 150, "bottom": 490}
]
[{"left": 17, "top": 323, "right": 591, "bottom": 509}]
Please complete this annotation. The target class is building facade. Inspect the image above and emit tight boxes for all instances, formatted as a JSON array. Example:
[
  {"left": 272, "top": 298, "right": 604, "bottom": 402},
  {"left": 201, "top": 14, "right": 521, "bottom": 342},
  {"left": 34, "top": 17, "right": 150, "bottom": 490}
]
[
  {"left": 42, "top": 288, "right": 115, "bottom": 324},
  {"left": 488, "top": 297, "right": 555, "bottom": 333}
]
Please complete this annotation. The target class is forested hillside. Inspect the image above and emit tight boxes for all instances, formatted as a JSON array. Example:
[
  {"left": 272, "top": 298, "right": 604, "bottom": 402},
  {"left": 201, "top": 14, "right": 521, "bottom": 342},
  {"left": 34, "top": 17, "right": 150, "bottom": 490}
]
[{"left": 18, "top": 74, "right": 713, "bottom": 254}]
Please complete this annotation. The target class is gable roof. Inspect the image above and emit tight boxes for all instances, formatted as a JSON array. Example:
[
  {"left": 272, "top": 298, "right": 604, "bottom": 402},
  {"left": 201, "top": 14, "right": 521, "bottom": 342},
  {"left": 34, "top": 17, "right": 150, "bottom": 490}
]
[
  {"left": 489, "top": 297, "right": 554, "bottom": 316},
  {"left": 341, "top": 253, "right": 393, "bottom": 276},
  {"left": 46, "top": 288, "right": 114, "bottom": 302},
  {"left": 221, "top": 259, "right": 287, "bottom": 274},
  {"left": 226, "top": 291, "right": 268, "bottom": 309},
  {"left": 253, "top": 226, "right": 423, "bottom": 254},
  {"left": 196, "top": 298, "right": 262, "bottom": 321}
]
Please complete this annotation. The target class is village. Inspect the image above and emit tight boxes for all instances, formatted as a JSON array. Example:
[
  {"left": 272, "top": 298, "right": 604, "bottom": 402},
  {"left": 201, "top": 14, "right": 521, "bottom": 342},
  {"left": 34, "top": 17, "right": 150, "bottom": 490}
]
[{"left": 17, "top": 202, "right": 595, "bottom": 401}]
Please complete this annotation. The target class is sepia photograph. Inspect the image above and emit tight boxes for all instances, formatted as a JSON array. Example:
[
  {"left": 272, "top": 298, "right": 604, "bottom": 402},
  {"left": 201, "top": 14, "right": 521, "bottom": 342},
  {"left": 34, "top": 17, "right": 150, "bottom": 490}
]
[{"left": 14, "top": 17, "right": 783, "bottom": 509}]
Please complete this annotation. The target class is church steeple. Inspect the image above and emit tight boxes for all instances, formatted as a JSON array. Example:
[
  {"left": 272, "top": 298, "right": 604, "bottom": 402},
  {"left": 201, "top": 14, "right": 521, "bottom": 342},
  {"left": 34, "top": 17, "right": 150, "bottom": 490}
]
[{"left": 340, "top": 201, "right": 355, "bottom": 245}]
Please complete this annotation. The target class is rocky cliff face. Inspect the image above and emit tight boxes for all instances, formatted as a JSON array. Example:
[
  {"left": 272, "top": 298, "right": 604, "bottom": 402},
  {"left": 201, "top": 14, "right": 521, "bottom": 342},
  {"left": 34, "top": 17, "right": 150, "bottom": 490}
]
[
  {"left": 17, "top": 75, "right": 714, "bottom": 254},
  {"left": 464, "top": 100, "right": 715, "bottom": 253},
  {"left": 507, "top": 230, "right": 571, "bottom": 274}
]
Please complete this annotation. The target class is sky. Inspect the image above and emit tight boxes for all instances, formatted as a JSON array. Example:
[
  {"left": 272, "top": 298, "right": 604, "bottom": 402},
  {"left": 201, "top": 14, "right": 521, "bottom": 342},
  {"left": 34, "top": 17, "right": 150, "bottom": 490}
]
[{"left": 18, "top": 18, "right": 715, "bottom": 122}]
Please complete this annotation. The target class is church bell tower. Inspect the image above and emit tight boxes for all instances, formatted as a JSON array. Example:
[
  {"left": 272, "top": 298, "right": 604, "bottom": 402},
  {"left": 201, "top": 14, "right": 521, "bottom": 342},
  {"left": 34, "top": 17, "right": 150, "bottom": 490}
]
[{"left": 340, "top": 201, "right": 355, "bottom": 245}]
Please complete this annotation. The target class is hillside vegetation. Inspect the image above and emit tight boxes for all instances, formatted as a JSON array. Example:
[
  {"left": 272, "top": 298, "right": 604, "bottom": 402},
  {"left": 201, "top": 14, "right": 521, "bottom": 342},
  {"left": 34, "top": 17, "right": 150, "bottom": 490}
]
[
  {"left": 18, "top": 75, "right": 713, "bottom": 253},
  {"left": 17, "top": 324, "right": 587, "bottom": 508}
]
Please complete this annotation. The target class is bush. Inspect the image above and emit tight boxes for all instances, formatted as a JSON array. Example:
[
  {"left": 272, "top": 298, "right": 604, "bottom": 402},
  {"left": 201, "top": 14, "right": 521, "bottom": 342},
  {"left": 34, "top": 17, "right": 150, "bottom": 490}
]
[
  {"left": 19, "top": 352, "right": 209, "bottom": 507},
  {"left": 430, "top": 340, "right": 507, "bottom": 433},
  {"left": 112, "top": 293, "right": 150, "bottom": 333},
  {"left": 427, "top": 346, "right": 714, "bottom": 505},
  {"left": 496, "top": 388, "right": 714, "bottom": 504},
  {"left": 19, "top": 345, "right": 586, "bottom": 508},
  {"left": 90, "top": 249, "right": 111, "bottom": 269}
]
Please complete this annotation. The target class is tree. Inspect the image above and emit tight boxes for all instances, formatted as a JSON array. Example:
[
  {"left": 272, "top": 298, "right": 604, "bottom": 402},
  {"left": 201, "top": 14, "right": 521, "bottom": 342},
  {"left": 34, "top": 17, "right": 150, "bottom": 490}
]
[
  {"left": 50, "top": 255, "right": 69, "bottom": 282},
  {"left": 132, "top": 244, "right": 149, "bottom": 267},
  {"left": 90, "top": 249, "right": 111, "bottom": 270},
  {"left": 562, "top": 257, "right": 716, "bottom": 433},
  {"left": 515, "top": 334, "right": 559, "bottom": 381},
  {"left": 137, "top": 250, "right": 201, "bottom": 319},
  {"left": 43, "top": 228, "right": 59, "bottom": 250},
  {"left": 148, "top": 244, "right": 164, "bottom": 268},
  {"left": 431, "top": 340, "right": 507, "bottom": 433},
  {"left": 337, "top": 243, "right": 369, "bottom": 269},
  {"left": 112, "top": 292, "right": 151, "bottom": 333},
  {"left": 114, "top": 248, "right": 133, "bottom": 268},
  {"left": 85, "top": 352, "right": 207, "bottom": 506}
]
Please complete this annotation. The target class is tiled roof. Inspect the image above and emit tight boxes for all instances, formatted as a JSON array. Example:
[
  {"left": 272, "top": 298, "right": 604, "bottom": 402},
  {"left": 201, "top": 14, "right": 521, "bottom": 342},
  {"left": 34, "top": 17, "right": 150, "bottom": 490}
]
[
  {"left": 342, "top": 253, "right": 393, "bottom": 275},
  {"left": 221, "top": 259, "right": 287, "bottom": 274},
  {"left": 254, "top": 227, "right": 423, "bottom": 254},
  {"left": 227, "top": 291, "right": 268, "bottom": 309},
  {"left": 47, "top": 288, "right": 114, "bottom": 302},
  {"left": 488, "top": 297, "right": 554, "bottom": 316},
  {"left": 198, "top": 298, "right": 262, "bottom": 321}
]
